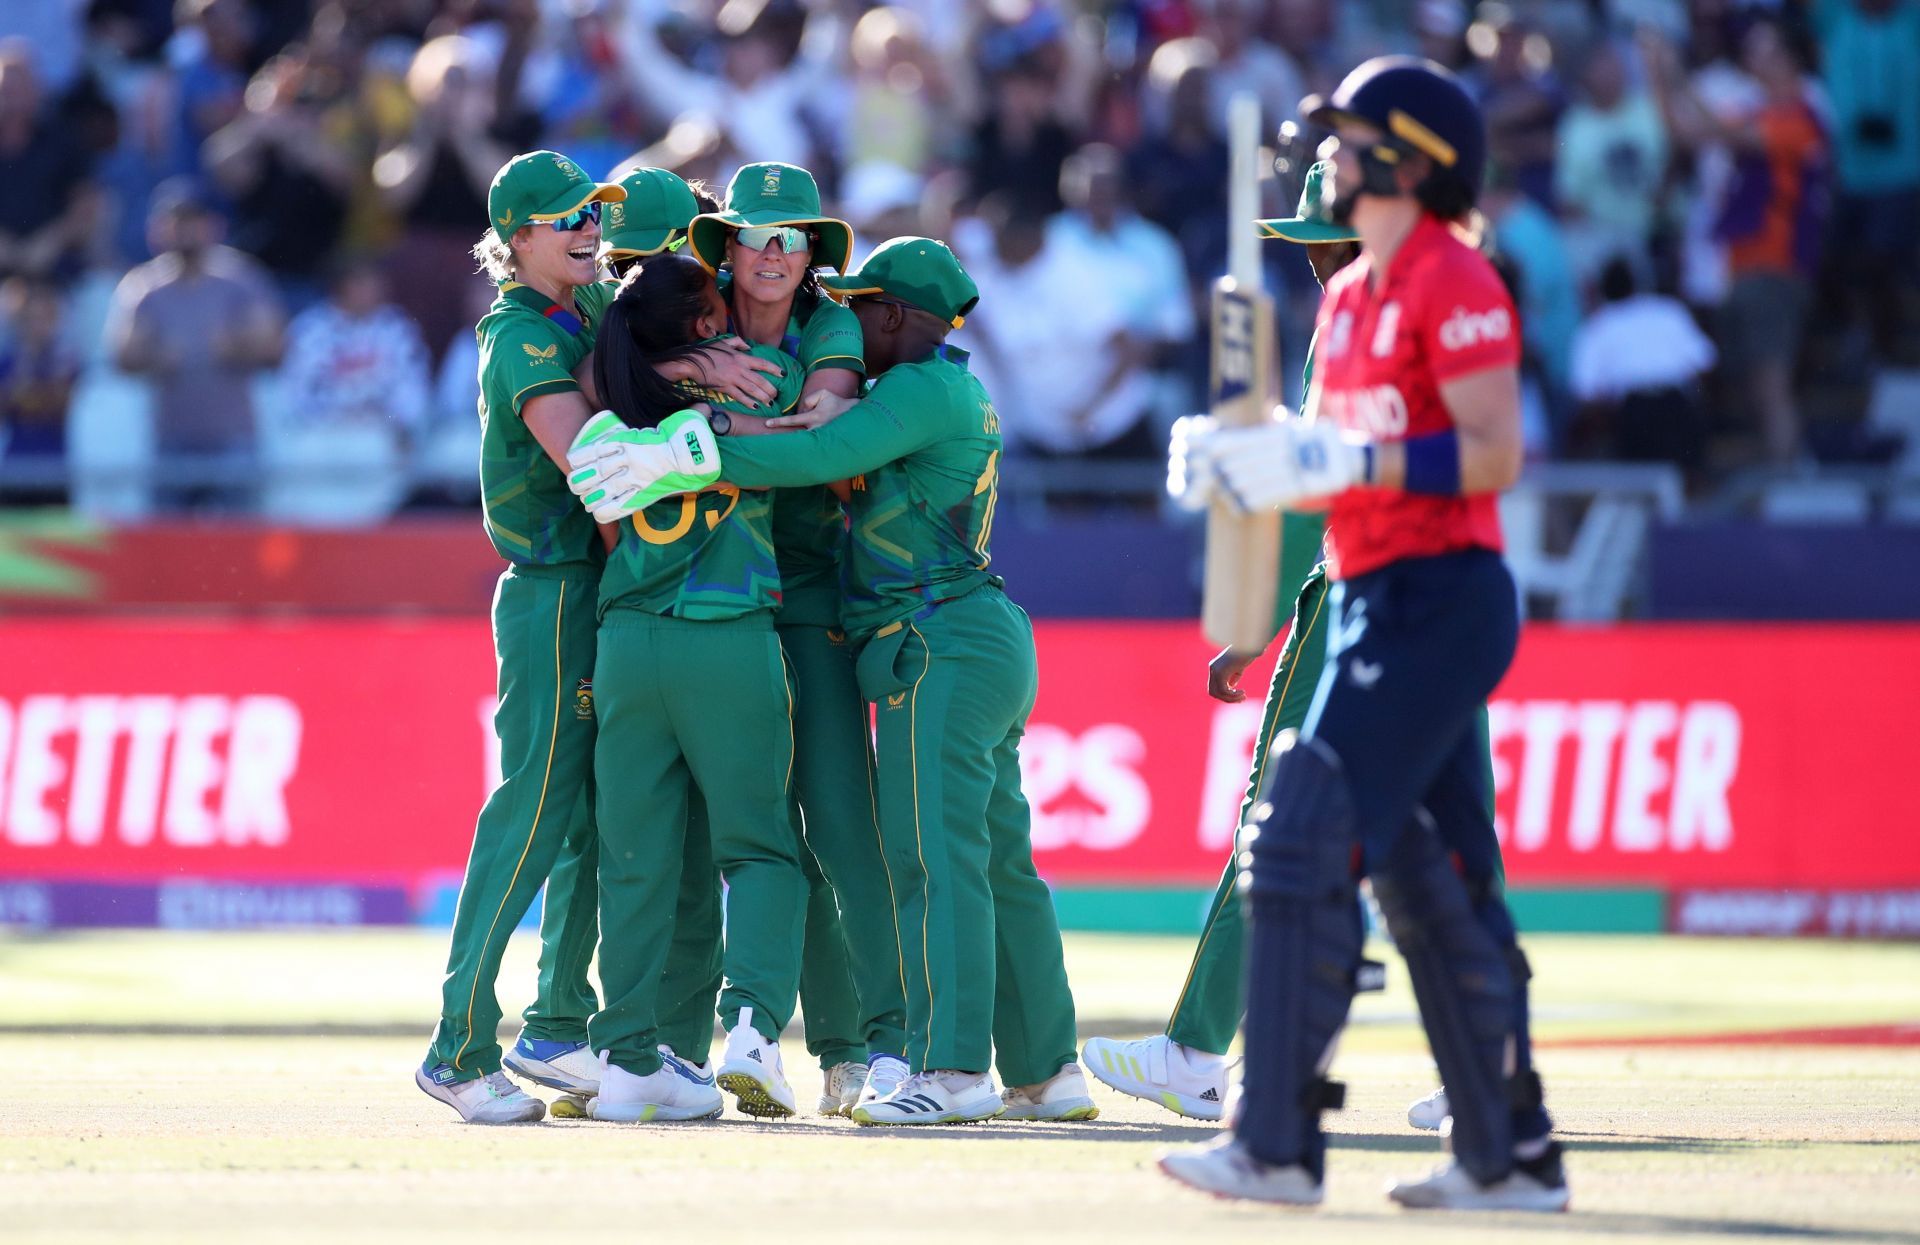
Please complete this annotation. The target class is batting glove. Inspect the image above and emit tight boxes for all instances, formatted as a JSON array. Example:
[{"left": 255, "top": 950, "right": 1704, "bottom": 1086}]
[
  {"left": 1211, "top": 418, "right": 1375, "bottom": 513},
  {"left": 567, "top": 408, "right": 722, "bottom": 523},
  {"left": 1167, "top": 414, "right": 1224, "bottom": 512}
]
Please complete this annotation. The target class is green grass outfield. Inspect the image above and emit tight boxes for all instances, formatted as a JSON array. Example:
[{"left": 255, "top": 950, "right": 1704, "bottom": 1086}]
[{"left": 4, "top": 930, "right": 1918, "bottom": 1244}]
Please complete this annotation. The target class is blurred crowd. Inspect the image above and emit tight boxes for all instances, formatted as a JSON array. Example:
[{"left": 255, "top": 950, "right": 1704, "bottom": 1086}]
[{"left": 0, "top": 0, "right": 1914, "bottom": 519}]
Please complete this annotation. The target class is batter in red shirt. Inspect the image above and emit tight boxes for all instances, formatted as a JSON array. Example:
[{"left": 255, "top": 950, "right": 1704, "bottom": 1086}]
[{"left": 1162, "top": 56, "right": 1567, "bottom": 1216}]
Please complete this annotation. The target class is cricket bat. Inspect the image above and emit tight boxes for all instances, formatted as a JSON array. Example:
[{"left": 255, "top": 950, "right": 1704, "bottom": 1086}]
[{"left": 1201, "top": 93, "right": 1282, "bottom": 654}]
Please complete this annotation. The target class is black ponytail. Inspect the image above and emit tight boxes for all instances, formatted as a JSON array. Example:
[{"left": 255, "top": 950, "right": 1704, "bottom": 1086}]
[{"left": 592, "top": 253, "right": 724, "bottom": 430}]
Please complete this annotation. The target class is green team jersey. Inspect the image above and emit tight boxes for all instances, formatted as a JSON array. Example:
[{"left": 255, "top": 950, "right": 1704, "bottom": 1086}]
[
  {"left": 720, "top": 277, "right": 865, "bottom": 626},
  {"left": 681, "top": 339, "right": 804, "bottom": 418},
  {"left": 596, "top": 485, "right": 782, "bottom": 622},
  {"left": 476, "top": 280, "right": 616, "bottom": 569},
  {"left": 1276, "top": 335, "right": 1328, "bottom": 633},
  {"left": 718, "top": 346, "right": 1000, "bottom": 640}
]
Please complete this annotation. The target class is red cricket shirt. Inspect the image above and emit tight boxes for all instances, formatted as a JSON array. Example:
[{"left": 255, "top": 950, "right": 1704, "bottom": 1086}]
[{"left": 1310, "top": 213, "right": 1518, "bottom": 580}]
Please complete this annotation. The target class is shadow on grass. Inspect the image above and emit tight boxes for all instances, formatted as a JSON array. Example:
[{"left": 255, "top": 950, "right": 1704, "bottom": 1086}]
[{"left": 1333, "top": 1130, "right": 1919, "bottom": 1156}]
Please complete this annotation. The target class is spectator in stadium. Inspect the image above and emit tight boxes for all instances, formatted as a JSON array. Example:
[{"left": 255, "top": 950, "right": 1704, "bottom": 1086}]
[
  {"left": 1466, "top": 2, "right": 1565, "bottom": 210},
  {"left": 1483, "top": 166, "right": 1579, "bottom": 414},
  {"left": 1554, "top": 38, "right": 1670, "bottom": 285},
  {"left": 0, "top": 42, "right": 97, "bottom": 281},
  {"left": 373, "top": 34, "right": 510, "bottom": 362},
  {"left": 839, "top": 5, "right": 946, "bottom": 175},
  {"left": 1813, "top": 0, "right": 1920, "bottom": 360},
  {"left": 104, "top": 177, "right": 284, "bottom": 510},
  {"left": 1128, "top": 38, "right": 1230, "bottom": 291},
  {"left": 1646, "top": 19, "right": 1829, "bottom": 464},
  {"left": 278, "top": 254, "right": 430, "bottom": 438},
  {"left": 203, "top": 45, "right": 356, "bottom": 304},
  {"left": 966, "top": 56, "right": 1078, "bottom": 216},
  {"left": 1201, "top": 0, "right": 1306, "bottom": 135},
  {"left": 1570, "top": 253, "right": 1716, "bottom": 479},
  {"left": 0, "top": 274, "right": 82, "bottom": 505},
  {"left": 166, "top": 0, "right": 255, "bottom": 175},
  {"left": 968, "top": 146, "right": 1192, "bottom": 466}
]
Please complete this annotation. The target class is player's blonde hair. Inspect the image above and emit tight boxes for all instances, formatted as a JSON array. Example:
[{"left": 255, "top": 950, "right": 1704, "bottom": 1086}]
[{"left": 472, "top": 228, "right": 515, "bottom": 283}]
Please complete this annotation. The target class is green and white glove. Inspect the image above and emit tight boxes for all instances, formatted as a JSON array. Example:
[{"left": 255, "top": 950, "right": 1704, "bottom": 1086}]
[{"left": 566, "top": 408, "right": 722, "bottom": 523}]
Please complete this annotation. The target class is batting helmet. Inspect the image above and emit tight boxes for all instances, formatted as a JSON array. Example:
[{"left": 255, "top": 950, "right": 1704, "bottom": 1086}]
[{"left": 1303, "top": 56, "right": 1487, "bottom": 215}]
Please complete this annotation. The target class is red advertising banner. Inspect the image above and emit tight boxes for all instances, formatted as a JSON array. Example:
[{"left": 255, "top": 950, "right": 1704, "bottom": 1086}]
[{"left": 3, "top": 620, "right": 1919, "bottom": 890}]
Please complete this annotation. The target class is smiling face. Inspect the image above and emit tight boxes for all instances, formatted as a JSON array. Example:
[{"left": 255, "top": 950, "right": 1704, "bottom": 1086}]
[
  {"left": 512, "top": 214, "right": 603, "bottom": 293},
  {"left": 727, "top": 229, "right": 812, "bottom": 309}
]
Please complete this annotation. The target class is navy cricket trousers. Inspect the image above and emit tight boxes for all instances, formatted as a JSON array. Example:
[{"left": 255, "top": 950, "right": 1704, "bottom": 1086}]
[{"left": 1303, "top": 548, "right": 1517, "bottom": 872}]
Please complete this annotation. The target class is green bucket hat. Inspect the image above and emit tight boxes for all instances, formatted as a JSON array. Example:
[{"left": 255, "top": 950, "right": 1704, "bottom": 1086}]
[
  {"left": 687, "top": 162, "right": 854, "bottom": 274},
  {"left": 1254, "top": 161, "right": 1359, "bottom": 245},
  {"left": 488, "top": 150, "right": 625, "bottom": 243},
  {"left": 820, "top": 236, "right": 978, "bottom": 330},
  {"left": 602, "top": 167, "right": 700, "bottom": 259}
]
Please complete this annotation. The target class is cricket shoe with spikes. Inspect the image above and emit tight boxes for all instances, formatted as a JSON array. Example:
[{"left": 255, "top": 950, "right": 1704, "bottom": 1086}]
[
  {"left": 587, "top": 1050, "right": 723, "bottom": 1123},
  {"left": 1082, "top": 1034, "right": 1228, "bottom": 1121},
  {"left": 502, "top": 1032, "right": 601, "bottom": 1096},
  {"left": 1407, "top": 1086, "right": 1449, "bottom": 1132},
  {"left": 817, "top": 1061, "right": 869, "bottom": 1117},
  {"left": 416, "top": 1062, "right": 546, "bottom": 1125},
  {"left": 853, "top": 1070, "right": 1005, "bottom": 1126},
  {"left": 1000, "top": 1062, "right": 1100, "bottom": 1121},
  {"left": 1157, "top": 1134, "right": 1323, "bottom": 1206},
  {"left": 1387, "top": 1142, "right": 1571, "bottom": 1212},
  {"left": 716, "top": 1008, "right": 798, "bottom": 1119},
  {"left": 854, "top": 1052, "right": 909, "bottom": 1114}
]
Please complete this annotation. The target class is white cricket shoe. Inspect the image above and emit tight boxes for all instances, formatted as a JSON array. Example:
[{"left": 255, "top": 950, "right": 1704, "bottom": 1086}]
[
  {"left": 1387, "top": 1145, "right": 1571, "bottom": 1212},
  {"left": 587, "top": 1050, "right": 723, "bottom": 1122},
  {"left": 1407, "top": 1086, "right": 1449, "bottom": 1132},
  {"left": 1157, "top": 1134, "right": 1323, "bottom": 1206},
  {"left": 715, "top": 1008, "right": 798, "bottom": 1118},
  {"left": 1000, "top": 1062, "right": 1100, "bottom": 1121},
  {"left": 416, "top": 1063, "right": 545, "bottom": 1125},
  {"left": 853, "top": 1069, "right": 1004, "bottom": 1126},
  {"left": 502, "top": 1032, "right": 601, "bottom": 1096},
  {"left": 817, "top": 1061, "right": 868, "bottom": 1117},
  {"left": 855, "top": 1052, "right": 910, "bottom": 1113},
  {"left": 1082, "top": 1034, "right": 1227, "bottom": 1121}
]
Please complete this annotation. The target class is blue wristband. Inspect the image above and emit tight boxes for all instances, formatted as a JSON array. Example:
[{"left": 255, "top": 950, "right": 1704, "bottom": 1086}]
[{"left": 1402, "top": 430, "right": 1462, "bottom": 496}]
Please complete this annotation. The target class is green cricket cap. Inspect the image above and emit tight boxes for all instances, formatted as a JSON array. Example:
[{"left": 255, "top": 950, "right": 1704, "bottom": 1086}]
[
  {"left": 821, "top": 236, "right": 978, "bottom": 330},
  {"left": 488, "top": 150, "right": 625, "bottom": 243},
  {"left": 602, "top": 167, "right": 700, "bottom": 258},
  {"left": 687, "top": 162, "right": 854, "bottom": 274},
  {"left": 1254, "top": 160, "right": 1359, "bottom": 244}
]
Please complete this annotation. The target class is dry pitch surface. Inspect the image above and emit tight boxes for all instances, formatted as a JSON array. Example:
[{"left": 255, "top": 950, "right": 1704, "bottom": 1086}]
[{"left": 3, "top": 931, "right": 1917, "bottom": 1244}]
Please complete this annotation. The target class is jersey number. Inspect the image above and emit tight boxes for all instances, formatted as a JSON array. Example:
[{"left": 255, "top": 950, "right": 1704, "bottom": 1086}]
[{"left": 631, "top": 486, "right": 741, "bottom": 545}]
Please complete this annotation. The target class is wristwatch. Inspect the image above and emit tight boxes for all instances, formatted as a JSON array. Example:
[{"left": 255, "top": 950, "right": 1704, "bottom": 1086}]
[{"left": 707, "top": 408, "right": 733, "bottom": 437}]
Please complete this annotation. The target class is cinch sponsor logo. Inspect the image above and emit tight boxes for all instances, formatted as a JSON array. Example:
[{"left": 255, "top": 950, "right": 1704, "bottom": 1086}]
[
  {"left": 0, "top": 695, "right": 302, "bottom": 849},
  {"left": 1438, "top": 305, "right": 1511, "bottom": 352},
  {"left": 1487, "top": 699, "right": 1740, "bottom": 855},
  {"left": 1318, "top": 385, "right": 1409, "bottom": 437},
  {"left": 1022, "top": 722, "right": 1152, "bottom": 852}
]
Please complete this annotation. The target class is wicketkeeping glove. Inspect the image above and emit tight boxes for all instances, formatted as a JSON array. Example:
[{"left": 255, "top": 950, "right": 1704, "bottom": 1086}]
[{"left": 566, "top": 408, "right": 722, "bottom": 523}]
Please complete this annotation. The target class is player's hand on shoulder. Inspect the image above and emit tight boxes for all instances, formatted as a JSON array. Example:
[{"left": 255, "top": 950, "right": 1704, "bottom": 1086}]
[
  {"left": 1207, "top": 646, "right": 1262, "bottom": 703},
  {"left": 680, "top": 337, "right": 783, "bottom": 407},
  {"left": 766, "top": 390, "right": 855, "bottom": 431}
]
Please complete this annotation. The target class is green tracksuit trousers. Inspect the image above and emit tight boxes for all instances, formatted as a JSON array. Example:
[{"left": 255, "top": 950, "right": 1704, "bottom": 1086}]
[
  {"left": 782, "top": 621, "right": 911, "bottom": 1067},
  {"left": 587, "top": 609, "right": 805, "bottom": 1076},
  {"left": 855, "top": 587, "right": 1079, "bottom": 1086},
  {"left": 428, "top": 566, "right": 599, "bottom": 1078}
]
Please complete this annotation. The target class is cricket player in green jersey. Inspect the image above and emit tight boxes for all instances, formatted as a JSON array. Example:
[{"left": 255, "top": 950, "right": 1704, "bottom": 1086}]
[
  {"left": 416, "top": 150, "right": 627, "bottom": 1125},
  {"left": 569, "top": 237, "right": 1090, "bottom": 1127},
  {"left": 689, "top": 163, "right": 911, "bottom": 1114},
  {"left": 568, "top": 268, "right": 812, "bottom": 1121}
]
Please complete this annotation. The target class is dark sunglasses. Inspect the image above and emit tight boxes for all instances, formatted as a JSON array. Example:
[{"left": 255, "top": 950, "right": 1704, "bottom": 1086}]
[{"left": 546, "top": 201, "right": 603, "bottom": 233}]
